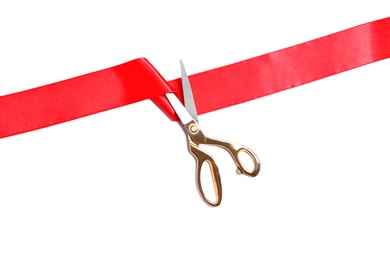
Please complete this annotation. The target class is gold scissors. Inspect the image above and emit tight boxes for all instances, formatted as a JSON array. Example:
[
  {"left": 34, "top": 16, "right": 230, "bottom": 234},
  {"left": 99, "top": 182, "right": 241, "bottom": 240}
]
[{"left": 166, "top": 61, "right": 261, "bottom": 207}]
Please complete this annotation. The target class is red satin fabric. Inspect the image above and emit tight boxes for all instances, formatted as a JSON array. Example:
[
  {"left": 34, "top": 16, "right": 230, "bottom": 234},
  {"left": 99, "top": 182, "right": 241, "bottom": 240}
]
[
  {"left": 155, "top": 17, "right": 390, "bottom": 119},
  {"left": 1, "top": 17, "right": 389, "bottom": 138},
  {"left": 0, "top": 59, "right": 171, "bottom": 138}
]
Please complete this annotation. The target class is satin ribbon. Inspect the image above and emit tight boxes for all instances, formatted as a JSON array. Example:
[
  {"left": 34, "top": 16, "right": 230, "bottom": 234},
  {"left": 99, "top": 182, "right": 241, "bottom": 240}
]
[{"left": 1, "top": 17, "right": 389, "bottom": 138}]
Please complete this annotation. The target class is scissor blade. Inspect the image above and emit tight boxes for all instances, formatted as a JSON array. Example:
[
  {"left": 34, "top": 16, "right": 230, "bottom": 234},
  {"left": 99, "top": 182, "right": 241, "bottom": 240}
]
[
  {"left": 165, "top": 93, "right": 193, "bottom": 124},
  {"left": 180, "top": 60, "right": 198, "bottom": 121}
]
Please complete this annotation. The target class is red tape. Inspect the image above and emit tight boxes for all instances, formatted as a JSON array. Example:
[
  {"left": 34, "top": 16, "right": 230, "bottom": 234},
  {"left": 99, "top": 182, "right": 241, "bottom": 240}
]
[
  {"left": 155, "top": 17, "right": 390, "bottom": 119},
  {"left": 0, "top": 58, "right": 171, "bottom": 138},
  {"left": 1, "top": 17, "right": 389, "bottom": 138}
]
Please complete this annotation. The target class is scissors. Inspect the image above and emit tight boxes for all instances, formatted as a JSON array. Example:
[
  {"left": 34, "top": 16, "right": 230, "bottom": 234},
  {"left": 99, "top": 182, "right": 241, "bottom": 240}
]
[{"left": 165, "top": 61, "right": 261, "bottom": 206}]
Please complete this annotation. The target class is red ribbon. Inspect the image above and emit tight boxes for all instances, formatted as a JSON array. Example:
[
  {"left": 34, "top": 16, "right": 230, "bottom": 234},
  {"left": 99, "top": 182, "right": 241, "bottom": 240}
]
[{"left": 1, "top": 17, "right": 389, "bottom": 139}]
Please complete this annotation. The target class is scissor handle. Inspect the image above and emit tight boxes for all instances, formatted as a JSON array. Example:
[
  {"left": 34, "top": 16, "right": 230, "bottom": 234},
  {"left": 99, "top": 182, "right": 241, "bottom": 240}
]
[
  {"left": 205, "top": 137, "right": 261, "bottom": 177},
  {"left": 189, "top": 141, "right": 222, "bottom": 207}
]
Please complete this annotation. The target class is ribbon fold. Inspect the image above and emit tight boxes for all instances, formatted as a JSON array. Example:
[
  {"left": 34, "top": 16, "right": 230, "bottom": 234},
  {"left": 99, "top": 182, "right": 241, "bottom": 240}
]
[{"left": 1, "top": 17, "right": 389, "bottom": 138}]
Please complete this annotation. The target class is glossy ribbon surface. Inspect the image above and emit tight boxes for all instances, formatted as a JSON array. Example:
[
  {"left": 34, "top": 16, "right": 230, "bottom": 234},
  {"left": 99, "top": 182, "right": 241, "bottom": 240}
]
[{"left": 1, "top": 17, "right": 389, "bottom": 138}]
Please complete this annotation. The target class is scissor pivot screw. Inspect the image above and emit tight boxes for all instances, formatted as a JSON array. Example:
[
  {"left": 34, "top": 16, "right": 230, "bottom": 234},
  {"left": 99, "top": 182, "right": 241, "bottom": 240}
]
[{"left": 189, "top": 124, "right": 199, "bottom": 133}]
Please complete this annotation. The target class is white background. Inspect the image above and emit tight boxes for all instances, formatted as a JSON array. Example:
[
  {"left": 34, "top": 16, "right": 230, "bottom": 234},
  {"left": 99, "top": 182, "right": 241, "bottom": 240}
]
[{"left": 0, "top": 1, "right": 389, "bottom": 259}]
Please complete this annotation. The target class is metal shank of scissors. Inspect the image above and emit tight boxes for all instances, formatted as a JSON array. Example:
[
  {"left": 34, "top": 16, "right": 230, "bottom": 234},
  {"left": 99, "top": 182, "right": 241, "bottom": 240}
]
[
  {"left": 184, "top": 119, "right": 260, "bottom": 206},
  {"left": 165, "top": 60, "right": 261, "bottom": 206},
  {"left": 165, "top": 92, "right": 261, "bottom": 206}
]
